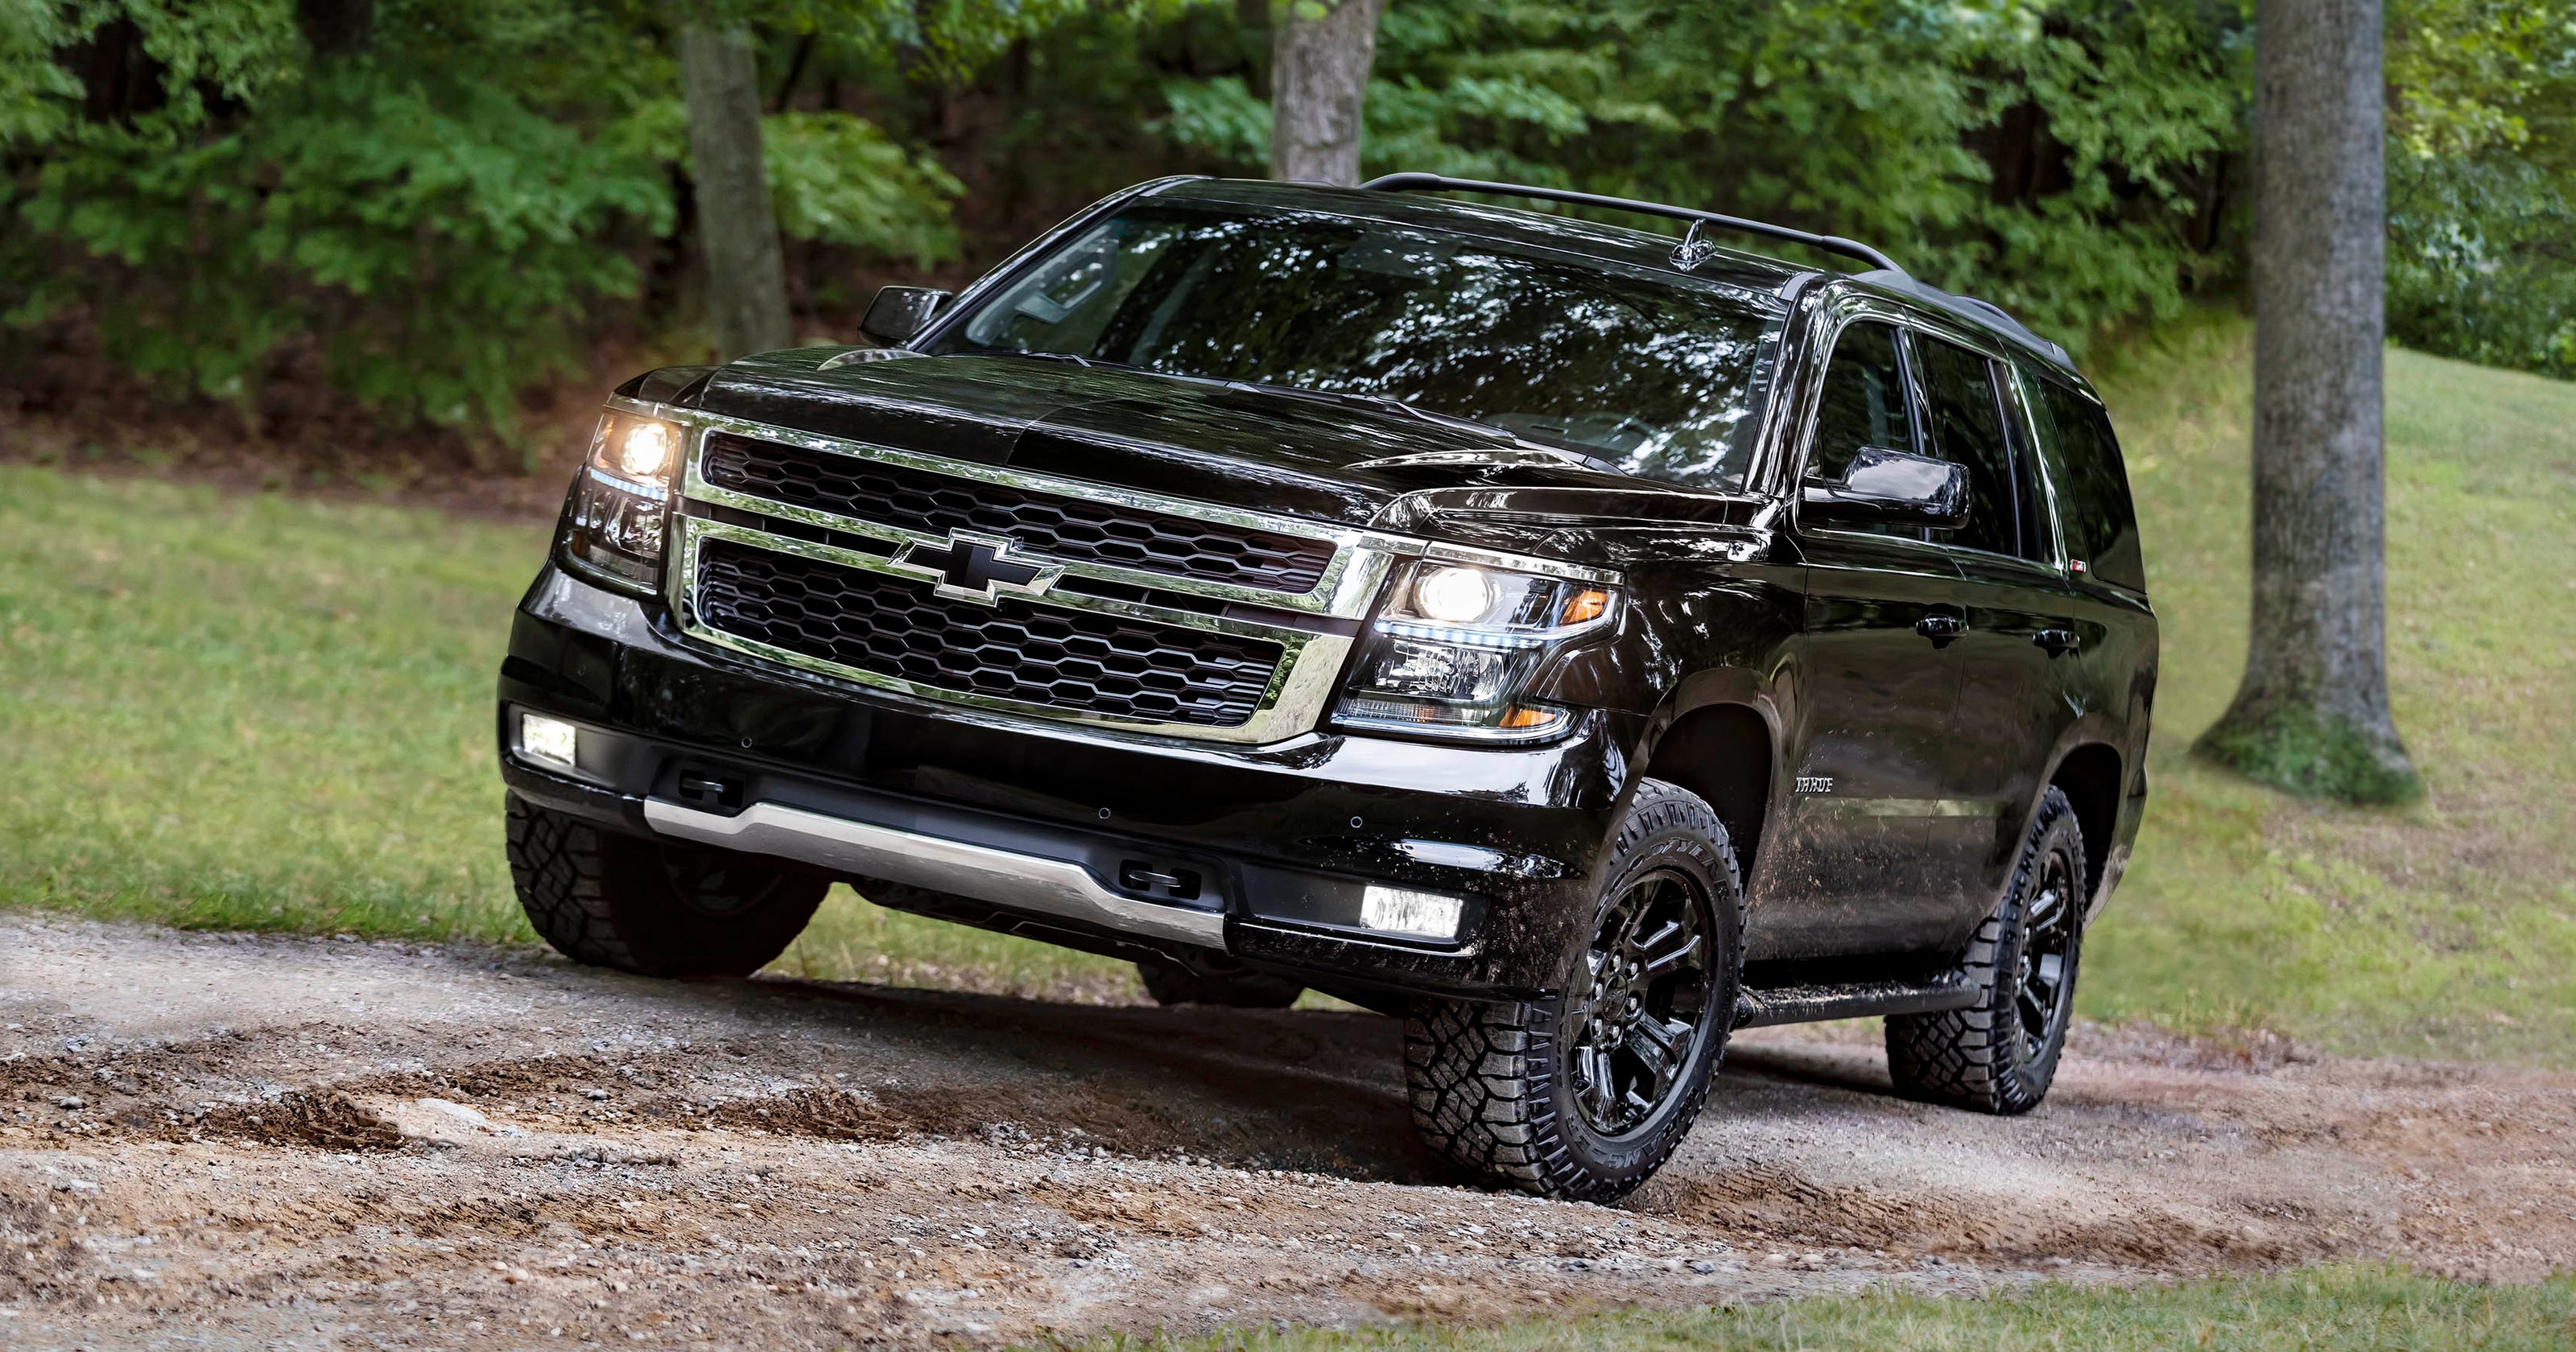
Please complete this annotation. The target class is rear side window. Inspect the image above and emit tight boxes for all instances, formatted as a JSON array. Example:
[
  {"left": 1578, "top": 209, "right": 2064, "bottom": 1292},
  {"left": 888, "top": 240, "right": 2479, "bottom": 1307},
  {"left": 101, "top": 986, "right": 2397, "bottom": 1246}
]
[
  {"left": 2026, "top": 375, "right": 2146, "bottom": 592},
  {"left": 1913, "top": 335, "right": 2025, "bottom": 559}
]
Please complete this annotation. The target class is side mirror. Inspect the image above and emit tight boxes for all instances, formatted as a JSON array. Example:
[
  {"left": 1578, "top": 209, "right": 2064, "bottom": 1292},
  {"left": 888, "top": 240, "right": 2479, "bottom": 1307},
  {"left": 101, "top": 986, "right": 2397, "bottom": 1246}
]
[
  {"left": 1802, "top": 445, "right": 1970, "bottom": 530},
  {"left": 859, "top": 286, "right": 955, "bottom": 347}
]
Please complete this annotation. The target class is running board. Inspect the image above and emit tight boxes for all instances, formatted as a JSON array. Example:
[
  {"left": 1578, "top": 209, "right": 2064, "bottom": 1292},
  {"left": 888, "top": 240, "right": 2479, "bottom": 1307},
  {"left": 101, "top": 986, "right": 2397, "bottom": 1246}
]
[{"left": 1733, "top": 969, "right": 1982, "bottom": 1028}]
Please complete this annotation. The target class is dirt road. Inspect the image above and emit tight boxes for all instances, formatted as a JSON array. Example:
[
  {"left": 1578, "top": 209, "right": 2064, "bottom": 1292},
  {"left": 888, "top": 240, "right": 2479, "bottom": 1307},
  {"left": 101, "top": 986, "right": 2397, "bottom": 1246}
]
[{"left": 2, "top": 917, "right": 2569, "bottom": 1350}]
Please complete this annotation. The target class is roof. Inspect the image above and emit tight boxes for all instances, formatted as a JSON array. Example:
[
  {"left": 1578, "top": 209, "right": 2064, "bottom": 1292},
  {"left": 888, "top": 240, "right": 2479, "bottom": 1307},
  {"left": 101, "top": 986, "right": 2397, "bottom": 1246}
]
[{"left": 1850, "top": 270, "right": 2074, "bottom": 371}]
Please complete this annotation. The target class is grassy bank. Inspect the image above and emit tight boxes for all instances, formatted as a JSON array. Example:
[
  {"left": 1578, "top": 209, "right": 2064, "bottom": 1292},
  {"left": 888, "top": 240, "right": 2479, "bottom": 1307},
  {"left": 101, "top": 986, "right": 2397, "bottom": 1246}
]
[
  {"left": 2, "top": 316, "right": 2573, "bottom": 1057},
  {"left": 1080, "top": 1266, "right": 2576, "bottom": 1351},
  {"left": 2081, "top": 315, "right": 2576, "bottom": 1064},
  {"left": 0, "top": 469, "right": 1137, "bottom": 999}
]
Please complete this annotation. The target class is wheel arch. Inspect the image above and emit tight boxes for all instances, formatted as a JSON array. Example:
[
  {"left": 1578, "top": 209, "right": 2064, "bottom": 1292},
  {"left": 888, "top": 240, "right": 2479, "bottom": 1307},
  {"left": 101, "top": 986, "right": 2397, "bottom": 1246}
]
[
  {"left": 1637, "top": 699, "right": 1778, "bottom": 882},
  {"left": 2046, "top": 741, "right": 2123, "bottom": 909}
]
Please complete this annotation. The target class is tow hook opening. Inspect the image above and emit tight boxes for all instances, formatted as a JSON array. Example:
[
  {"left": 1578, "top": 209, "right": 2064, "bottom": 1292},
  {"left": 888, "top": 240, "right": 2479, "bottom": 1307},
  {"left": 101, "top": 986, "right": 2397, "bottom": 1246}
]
[
  {"left": 1117, "top": 860, "right": 1203, "bottom": 902},
  {"left": 673, "top": 768, "right": 745, "bottom": 811}
]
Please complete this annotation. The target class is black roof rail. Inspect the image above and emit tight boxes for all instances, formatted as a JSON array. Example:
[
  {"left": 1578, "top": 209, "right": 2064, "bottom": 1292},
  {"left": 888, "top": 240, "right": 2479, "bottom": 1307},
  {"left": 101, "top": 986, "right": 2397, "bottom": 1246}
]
[{"left": 1358, "top": 172, "right": 1902, "bottom": 274}]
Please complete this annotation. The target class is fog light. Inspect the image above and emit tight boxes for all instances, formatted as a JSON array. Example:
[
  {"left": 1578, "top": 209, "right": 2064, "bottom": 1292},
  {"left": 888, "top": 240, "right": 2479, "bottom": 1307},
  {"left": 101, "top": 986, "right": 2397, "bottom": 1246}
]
[
  {"left": 1360, "top": 884, "right": 1465, "bottom": 942},
  {"left": 519, "top": 712, "right": 579, "bottom": 772}
]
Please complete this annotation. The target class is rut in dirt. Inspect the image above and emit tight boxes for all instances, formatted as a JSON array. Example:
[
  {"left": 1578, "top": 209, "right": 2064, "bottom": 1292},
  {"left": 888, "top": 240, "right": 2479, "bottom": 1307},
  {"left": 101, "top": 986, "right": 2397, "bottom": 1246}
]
[{"left": 2, "top": 917, "right": 2573, "bottom": 1350}]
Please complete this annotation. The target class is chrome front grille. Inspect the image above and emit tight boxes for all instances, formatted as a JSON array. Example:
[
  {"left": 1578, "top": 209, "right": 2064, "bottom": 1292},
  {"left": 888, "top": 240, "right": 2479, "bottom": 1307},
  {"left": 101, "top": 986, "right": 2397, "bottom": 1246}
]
[
  {"left": 617, "top": 394, "right": 1404, "bottom": 744},
  {"left": 692, "top": 536, "right": 1285, "bottom": 728},
  {"left": 700, "top": 431, "right": 1336, "bottom": 594}
]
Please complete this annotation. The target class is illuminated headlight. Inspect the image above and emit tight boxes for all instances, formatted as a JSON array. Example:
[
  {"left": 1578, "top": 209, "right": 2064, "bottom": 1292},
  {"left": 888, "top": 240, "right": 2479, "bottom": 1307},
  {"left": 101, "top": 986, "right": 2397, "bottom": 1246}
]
[
  {"left": 518, "top": 711, "right": 580, "bottom": 773},
  {"left": 1360, "top": 885, "right": 1465, "bottom": 942},
  {"left": 1412, "top": 565, "right": 1496, "bottom": 623},
  {"left": 617, "top": 421, "right": 676, "bottom": 479},
  {"left": 1332, "top": 560, "right": 1616, "bottom": 744},
  {"left": 559, "top": 410, "right": 682, "bottom": 596}
]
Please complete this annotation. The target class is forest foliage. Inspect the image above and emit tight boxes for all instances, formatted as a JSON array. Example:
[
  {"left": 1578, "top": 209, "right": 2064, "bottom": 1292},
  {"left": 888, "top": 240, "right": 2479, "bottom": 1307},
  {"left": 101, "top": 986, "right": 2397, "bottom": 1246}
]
[{"left": 1, "top": 0, "right": 2570, "bottom": 455}]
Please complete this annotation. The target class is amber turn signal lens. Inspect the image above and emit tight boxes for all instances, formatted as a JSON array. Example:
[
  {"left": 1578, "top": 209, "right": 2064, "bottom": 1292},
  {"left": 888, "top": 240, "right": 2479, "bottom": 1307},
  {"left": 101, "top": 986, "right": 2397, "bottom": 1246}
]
[
  {"left": 1497, "top": 706, "right": 1552, "bottom": 729},
  {"left": 1558, "top": 587, "right": 1609, "bottom": 624}
]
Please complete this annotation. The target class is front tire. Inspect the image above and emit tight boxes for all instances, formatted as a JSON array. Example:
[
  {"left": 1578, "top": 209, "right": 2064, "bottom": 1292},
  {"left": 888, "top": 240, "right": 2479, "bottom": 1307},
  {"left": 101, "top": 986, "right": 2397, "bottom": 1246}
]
[
  {"left": 1403, "top": 778, "right": 1745, "bottom": 1202},
  {"left": 505, "top": 795, "right": 828, "bottom": 978},
  {"left": 1885, "top": 786, "right": 2087, "bottom": 1114}
]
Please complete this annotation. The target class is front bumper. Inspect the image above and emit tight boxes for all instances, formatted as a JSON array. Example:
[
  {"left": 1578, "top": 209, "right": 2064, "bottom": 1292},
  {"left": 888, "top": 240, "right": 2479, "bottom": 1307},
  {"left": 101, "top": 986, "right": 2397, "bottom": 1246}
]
[{"left": 497, "top": 567, "right": 1633, "bottom": 1001}]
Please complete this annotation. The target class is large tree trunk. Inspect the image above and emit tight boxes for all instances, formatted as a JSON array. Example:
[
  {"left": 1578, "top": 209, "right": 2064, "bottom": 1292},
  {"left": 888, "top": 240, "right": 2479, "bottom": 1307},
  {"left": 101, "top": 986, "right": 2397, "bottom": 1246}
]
[
  {"left": 2194, "top": 0, "right": 2420, "bottom": 803},
  {"left": 679, "top": 22, "right": 792, "bottom": 357},
  {"left": 1269, "top": 0, "right": 1386, "bottom": 186}
]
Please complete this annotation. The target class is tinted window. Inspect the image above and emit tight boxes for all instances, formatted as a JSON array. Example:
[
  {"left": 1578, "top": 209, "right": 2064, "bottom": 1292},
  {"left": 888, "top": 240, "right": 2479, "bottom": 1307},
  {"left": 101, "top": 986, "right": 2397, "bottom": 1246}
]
[
  {"left": 928, "top": 204, "right": 1780, "bottom": 491},
  {"left": 2029, "top": 376, "right": 2146, "bottom": 592},
  {"left": 1808, "top": 320, "right": 1914, "bottom": 483},
  {"left": 1914, "top": 336, "right": 2022, "bottom": 558}
]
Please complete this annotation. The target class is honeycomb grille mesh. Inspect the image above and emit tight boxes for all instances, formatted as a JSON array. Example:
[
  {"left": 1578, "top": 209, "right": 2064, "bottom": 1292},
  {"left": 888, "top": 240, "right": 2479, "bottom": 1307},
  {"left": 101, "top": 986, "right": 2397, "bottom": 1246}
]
[
  {"left": 700, "top": 432, "right": 1334, "bottom": 595},
  {"left": 691, "top": 538, "right": 1284, "bottom": 728}
]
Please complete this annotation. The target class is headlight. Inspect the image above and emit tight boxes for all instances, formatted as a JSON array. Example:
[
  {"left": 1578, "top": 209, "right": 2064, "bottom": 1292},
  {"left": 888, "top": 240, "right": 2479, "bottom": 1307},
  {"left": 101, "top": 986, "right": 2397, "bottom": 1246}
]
[
  {"left": 1411, "top": 565, "right": 1496, "bottom": 623},
  {"left": 1332, "top": 560, "right": 1616, "bottom": 743},
  {"left": 558, "top": 410, "right": 681, "bottom": 596},
  {"left": 617, "top": 421, "right": 676, "bottom": 479}
]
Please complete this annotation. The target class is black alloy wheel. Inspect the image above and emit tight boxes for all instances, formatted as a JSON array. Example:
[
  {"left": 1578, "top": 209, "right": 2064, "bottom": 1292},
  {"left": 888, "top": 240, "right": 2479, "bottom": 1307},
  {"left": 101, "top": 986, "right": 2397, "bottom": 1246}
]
[
  {"left": 1885, "top": 785, "right": 2088, "bottom": 1114},
  {"left": 2011, "top": 846, "right": 2079, "bottom": 1064},
  {"left": 1404, "top": 778, "right": 1744, "bottom": 1202},
  {"left": 1564, "top": 867, "right": 1717, "bottom": 1138}
]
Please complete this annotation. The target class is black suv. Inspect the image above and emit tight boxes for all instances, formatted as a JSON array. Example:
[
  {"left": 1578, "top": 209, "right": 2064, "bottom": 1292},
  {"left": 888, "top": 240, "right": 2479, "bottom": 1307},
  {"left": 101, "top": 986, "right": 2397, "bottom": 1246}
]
[{"left": 497, "top": 175, "right": 2155, "bottom": 1202}]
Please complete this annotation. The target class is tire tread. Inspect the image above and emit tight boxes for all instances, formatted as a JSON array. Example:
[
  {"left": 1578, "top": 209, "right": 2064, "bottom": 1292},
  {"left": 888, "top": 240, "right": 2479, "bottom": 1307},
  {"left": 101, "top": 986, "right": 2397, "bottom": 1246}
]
[{"left": 1403, "top": 778, "right": 1744, "bottom": 1202}]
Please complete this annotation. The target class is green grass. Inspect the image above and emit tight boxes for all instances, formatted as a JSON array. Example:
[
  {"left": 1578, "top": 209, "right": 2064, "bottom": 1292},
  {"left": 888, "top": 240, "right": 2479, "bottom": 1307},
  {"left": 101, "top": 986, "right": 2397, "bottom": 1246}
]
[
  {"left": 0, "top": 468, "right": 1141, "bottom": 999},
  {"left": 3, "top": 315, "right": 2574, "bottom": 1057},
  {"left": 1058, "top": 1267, "right": 2576, "bottom": 1350},
  {"left": 2079, "top": 314, "right": 2576, "bottom": 1064}
]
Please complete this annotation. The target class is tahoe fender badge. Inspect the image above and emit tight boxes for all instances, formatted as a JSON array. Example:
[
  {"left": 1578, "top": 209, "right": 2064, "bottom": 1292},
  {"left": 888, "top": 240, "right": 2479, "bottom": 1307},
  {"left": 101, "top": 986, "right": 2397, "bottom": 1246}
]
[
  {"left": 890, "top": 530, "right": 1067, "bottom": 604},
  {"left": 1795, "top": 776, "right": 1835, "bottom": 794}
]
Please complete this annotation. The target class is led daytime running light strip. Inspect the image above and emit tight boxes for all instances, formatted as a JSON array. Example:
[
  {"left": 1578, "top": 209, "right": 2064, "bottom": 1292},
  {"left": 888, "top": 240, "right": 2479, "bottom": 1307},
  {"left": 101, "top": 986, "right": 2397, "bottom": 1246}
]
[
  {"left": 584, "top": 464, "right": 671, "bottom": 501},
  {"left": 1373, "top": 620, "right": 1548, "bottom": 649}
]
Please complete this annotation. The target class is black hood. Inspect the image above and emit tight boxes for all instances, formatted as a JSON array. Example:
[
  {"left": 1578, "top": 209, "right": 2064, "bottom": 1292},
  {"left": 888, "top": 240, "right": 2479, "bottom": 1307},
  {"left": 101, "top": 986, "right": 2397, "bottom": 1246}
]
[{"left": 685, "top": 347, "right": 1773, "bottom": 564}]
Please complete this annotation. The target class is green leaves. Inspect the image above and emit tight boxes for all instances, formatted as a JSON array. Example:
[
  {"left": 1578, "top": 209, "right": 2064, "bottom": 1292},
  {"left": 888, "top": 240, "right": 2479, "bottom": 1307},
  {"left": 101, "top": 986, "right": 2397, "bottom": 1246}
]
[
  {"left": 1159, "top": 76, "right": 1272, "bottom": 167},
  {"left": 3, "top": 0, "right": 964, "bottom": 451},
  {"left": 9, "top": 33, "right": 671, "bottom": 450},
  {"left": 1154, "top": 0, "right": 2249, "bottom": 350},
  {"left": 2384, "top": 0, "right": 2576, "bottom": 380},
  {"left": 762, "top": 110, "right": 963, "bottom": 268}
]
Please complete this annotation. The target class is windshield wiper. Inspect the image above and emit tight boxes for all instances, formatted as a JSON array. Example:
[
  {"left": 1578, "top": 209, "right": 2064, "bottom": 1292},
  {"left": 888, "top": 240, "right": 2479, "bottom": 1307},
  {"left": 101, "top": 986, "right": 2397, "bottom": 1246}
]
[{"left": 998, "top": 349, "right": 1102, "bottom": 369}]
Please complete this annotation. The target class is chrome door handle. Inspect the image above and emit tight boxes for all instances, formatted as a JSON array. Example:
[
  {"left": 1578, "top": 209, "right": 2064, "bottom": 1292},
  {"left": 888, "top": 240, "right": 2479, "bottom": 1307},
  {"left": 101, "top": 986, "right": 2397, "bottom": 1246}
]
[
  {"left": 2033, "top": 628, "right": 2080, "bottom": 657},
  {"left": 1915, "top": 614, "right": 1967, "bottom": 648}
]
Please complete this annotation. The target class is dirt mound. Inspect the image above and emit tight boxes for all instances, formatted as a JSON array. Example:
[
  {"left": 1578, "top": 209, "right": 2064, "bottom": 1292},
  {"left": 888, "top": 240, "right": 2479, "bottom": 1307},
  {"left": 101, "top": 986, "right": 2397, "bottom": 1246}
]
[
  {"left": 190, "top": 1092, "right": 406, "bottom": 1152},
  {"left": 4, "top": 917, "right": 2573, "bottom": 1350},
  {"left": 1667, "top": 1163, "right": 2304, "bottom": 1268},
  {"left": 702, "top": 1078, "right": 1237, "bottom": 1160}
]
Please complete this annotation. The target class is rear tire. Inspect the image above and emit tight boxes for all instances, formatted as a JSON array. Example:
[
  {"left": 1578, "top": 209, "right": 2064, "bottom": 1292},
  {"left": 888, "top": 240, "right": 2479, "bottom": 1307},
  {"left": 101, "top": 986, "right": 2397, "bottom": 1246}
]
[
  {"left": 1135, "top": 959, "right": 1304, "bottom": 1008},
  {"left": 1402, "top": 778, "right": 1744, "bottom": 1202},
  {"left": 505, "top": 795, "right": 828, "bottom": 978},
  {"left": 1885, "top": 786, "right": 2087, "bottom": 1114}
]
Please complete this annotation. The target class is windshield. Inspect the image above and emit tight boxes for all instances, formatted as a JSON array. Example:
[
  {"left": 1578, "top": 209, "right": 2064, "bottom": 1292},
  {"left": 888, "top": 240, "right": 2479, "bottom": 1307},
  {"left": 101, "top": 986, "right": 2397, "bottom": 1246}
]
[{"left": 924, "top": 202, "right": 1781, "bottom": 492}]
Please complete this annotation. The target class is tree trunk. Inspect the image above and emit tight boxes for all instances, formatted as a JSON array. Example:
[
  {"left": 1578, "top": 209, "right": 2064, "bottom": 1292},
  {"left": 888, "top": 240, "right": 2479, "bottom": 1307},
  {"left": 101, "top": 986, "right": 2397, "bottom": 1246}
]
[
  {"left": 1269, "top": 0, "right": 1386, "bottom": 186},
  {"left": 2194, "top": 0, "right": 2421, "bottom": 804},
  {"left": 679, "top": 22, "right": 792, "bottom": 357}
]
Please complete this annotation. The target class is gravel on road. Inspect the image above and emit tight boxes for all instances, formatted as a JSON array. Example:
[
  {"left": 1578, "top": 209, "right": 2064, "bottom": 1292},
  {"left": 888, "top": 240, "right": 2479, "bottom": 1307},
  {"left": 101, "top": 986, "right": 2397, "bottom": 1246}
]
[{"left": 2, "top": 916, "right": 2569, "bottom": 1350}]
